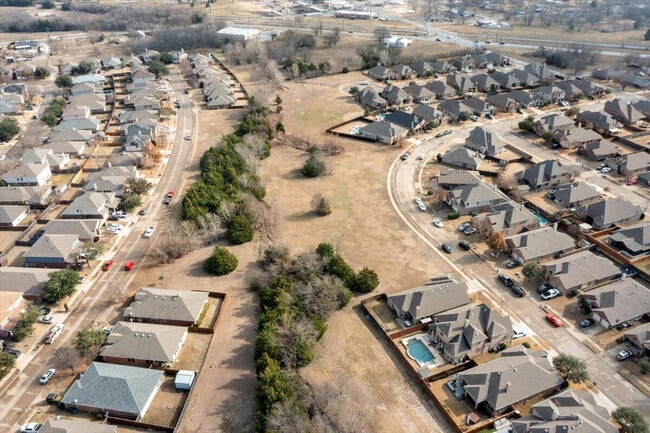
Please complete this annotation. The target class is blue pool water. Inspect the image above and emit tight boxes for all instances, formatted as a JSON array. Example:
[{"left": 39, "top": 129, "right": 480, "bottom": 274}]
[
  {"left": 532, "top": 212, "right": 548, "bottom": 225},
  {"left": 406, "top": 339, "right": 435, "bottom": 364}
]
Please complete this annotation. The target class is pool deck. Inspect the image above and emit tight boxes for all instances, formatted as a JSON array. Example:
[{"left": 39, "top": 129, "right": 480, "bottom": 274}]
[{"left": 401, "top": 333, "right": 446, "bottom": 370}]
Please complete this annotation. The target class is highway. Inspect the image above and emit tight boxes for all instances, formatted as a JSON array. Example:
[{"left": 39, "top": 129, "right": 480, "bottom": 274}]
[{"left": 0, "top": 72, "right": 196, "bottom": 431}]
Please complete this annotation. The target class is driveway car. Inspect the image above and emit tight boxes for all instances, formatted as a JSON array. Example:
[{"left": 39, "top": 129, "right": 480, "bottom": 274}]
[
  {"left": 458, "top": 222, "right": 471, "bottom": 232},
  {"left": 579, "top": 318, "right": 595, "bottom": 328},
  {"left": 441, "top": 243, "right": 452, "bottom": 254},
  {"left": 360, "top": 81, "right": 369, "bottom": 85},
  {"left": 463, "top": 227, "right": 477, "bottom": 235},
  {"left": 124, "top": 261, "right": 135, "bottom": 271},
  {"left": 102, "top": 260, "right": 114, "bottom": 271},
  {"left": 46, "top": 393, "right": 63, "bottom": 404},
  {"left": 626, "top": 179, "right": 638, "bottom": 186},
  {"left": 545, "top": 313, "right": 562, "bottom": 327},
  {"left": 144, "top": 226, "right": 155, "bottom": 238},
  {"left": 506, "top": 260, "right": 520, "bottom": 268},
  {"left": 39, "top": 368, "right": 56, "bottom": 384},
  {"left": 616, "top": 349, "right": 634, "bottom": 361},
  {"left": 416, "top": 154, "right": 425, "bottom": 160},
  {"left": 615, "top": 320, "right": 634, "bottom": 330},
  {"left": 21, "top": 423, "right": 42, "bottom": 433},
  {"left": 38, "top": 316, "right": 54, "bottom": 324},
  {"left": 458, "top": 240, "right": 471, "bottom": 251},
  {"left": 510, "top": 285, "right": 526, "bottom": 297},
  {"left": 497, "top": 274, "right": 514, "bottom": 287},
  {"left": 541, "top": 288, "right": 561, "bottom": 300},
  {"left": 596, "top": 163, "right": 606, "bottom": 170},
  {"left": 512, "top": 330, "right": 526, "bottom": 339},
  {"left": 601, "top": 166, "right": 612, "bottom": 173},
  {"left": 537, "top": 283, "right": 554, "bottom": 294},
  {"left": 103, "top": 326, "right": 114, "bottom": 335},
  {"left": 432, "top": 219, "right": 443, "bottom": 228},
  {"left": 3, "top": 347, "right": 21, "bottom": 357}
]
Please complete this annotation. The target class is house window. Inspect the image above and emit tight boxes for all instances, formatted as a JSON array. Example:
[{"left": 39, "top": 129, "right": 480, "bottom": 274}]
[{"left": 127, "top": 358, "right": 136, "bottom": 363}]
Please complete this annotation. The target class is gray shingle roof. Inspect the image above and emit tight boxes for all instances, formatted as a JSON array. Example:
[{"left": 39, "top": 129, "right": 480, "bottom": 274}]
[
  {"left": 583, "top": 279, "right": 650, "bottom": 326},
  {"left": 124, "top": 288, "right": 208, "bottom": 324},
  {"left": 0, "top": 186, "right": 51, "bottom": 204},
  {"left": 543, "top": 250, "right": 620, "bottom": 291},
  {"left": 609, "top": 221, "right": 650, "bottom": 255},
  {"left": 387, "top": 281, "right": 470, "bottom": 321},
  {"left": 553, "top": 181, "right": 600, "bottom": 207},
  {"left": 61, "top": 362, "right": 163, "bottom": 417},
  {"left": 0, "top": 267, "right": 51, "bottom": 295},
  {"left": 24, "top": 234, "right": 80, "bottom": 261},
  {"left": 100, "top": 321, "right": 187, "bottom": 363},
  {"left": 465, "top": 126, "right": 505, "bottom": 156},
  {"left": 515, "top": 159, "right": 571, "bottom": 188},
  {"left": 506, "top": 226, "right": 575, "bottom": 262},
  {"left": 40, "top": 418, "right": 117, "bottom": 433},
  {"left": 0, "top": 205, "right": 28, "bottom": 225},
  {"left": 441, "top": 147, "right": 483, "bottom": 170},
  {"left": 576, "top": 198, "right": 643, "bottom": 229}
]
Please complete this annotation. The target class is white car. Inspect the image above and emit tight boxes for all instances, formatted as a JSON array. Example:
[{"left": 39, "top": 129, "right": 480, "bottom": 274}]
[
  {"left": 21, "top": 423, "right": 42, "bottom": 433},
  {"left": 103, "top": 326, "right": 114, "bottom": 335},
  {"left": 39, "top": 368, "right": 56, "bottom": 384},
  {"left": 432, "top": 219, "right": 443, "bottom": 228},
  {"left": 184, "top": 134, "right": 192, "bottom": 140},
  {"left": 144, "top": 226, "right": 155, "bottom": 238},
  {"left": 38, "top": 316, "right": 54, "bottom": 324},
  {"left": 541, "top": 288, "right": 561, "bottom": 300},
  {"left": 416, "top": 154, "right": 424, "bottom": 160},
  {"left": 601, "top": 166, "right": 612, "bottom": 173},
  {"left": 359, "top": 81, "right": 369, "bottom": 85}
]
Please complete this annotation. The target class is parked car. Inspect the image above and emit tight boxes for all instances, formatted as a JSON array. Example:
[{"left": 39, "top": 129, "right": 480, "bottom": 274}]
[
  {"left": 470, "top": 115, "right": 479, "bottom": 121},
  {"left": 616, "top": 349, "right": 634, "bottom": 361},
  {"left": 615, "top": 320, "right": 634, "bottom": 330},
  {"left": 601, "top": 166, "right": 612, "bottom": 173},
  {"left": 497, "top": 274, "right": 514, "bottom": 287},
  {"left": 458, "top": 222, "right": 471, "bottom": 232},
  {"left": 416, "top": 154, "right": 425, "bottom": 160},
  {"left": 3, "top": 347, "right": 21, "bottom": 357},
  {"left": 360, "top": 81, "right": 369, "bottom": 85},
  {"left": 102, "top": 260, "right": 114, "bottom": 271},
  {"left": 108, "top": 214, "right": 120, "bottom": 221},
  {"left": 537, "top": 283, "right": 554, "bottom": 294},
  {"left": 458, "top": 240, "right": 471, "bottom": 251},
  {"left": 39, "top": 306, "right": 51, "bottom": 315},
  {"left": 139, "top": 207, "right": 148, "bottom": 215},
  {"left": 489, "top": 342, "right": 507, "bottom": 353},
  {"left": 463, "top": 228, "right": 477, "bottom": 235},
  {"left": 596, "top": 163, "right": 606, "bottom": 170},
  {"left": 545, "top": 313, "right": 562, "bottom": 327},
  {"left": 39, "top": 368, "right": 56, "bottom": 384},
  {"left": 505, "top": 260, "right": 520, "bottom": 268},
  {"left": 626, "top": 179, "right": 638, "bottom": 186},
  {"left": 184, "top": 134, "right": 192, "bottom": 140},
  {"left": 400, "top": 153, "right": 409, "bottom": 160},
  {"left": 512, "top": 330, "right": 526, "bottom": 339},
  {"left": 541, "top": 288, "right": 561, "bottom": 300},
  {"left": 46, "top": 393, "right": 63, "bottom": 404},
  {"left": 38, "top": 316, "right": 54, "bottom": 324},
  {"left": 102, "top": 326, "right": 114, "bottom": 335},
  {"left": 21, "top": 423, "right": 42, "bottom": 433},
  {"left": 432, "top": 219, "right": 443, "bottom": 228},
  {"left": 441, "top": 243, "right": 452, "bottom": 254},
  {"left": 579, "top": 318, "right": 595, "bottom": 328},
  {"left": 124, "top": 261, "right": 135, "bottom": 271},
  {"left": 510, "top": 285, "right": 526, "bottom": 297},
  {"left": 144, "top": 226, "right": 155, "bottom": 238}
]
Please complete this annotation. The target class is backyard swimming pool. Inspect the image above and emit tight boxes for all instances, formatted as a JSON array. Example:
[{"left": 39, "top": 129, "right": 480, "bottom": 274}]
[
  {"left": 532, "top": 211, "right": 548, "bottom": 225},
  {"left": 406, "top": 338, "right": 435, "bottom": 365}
]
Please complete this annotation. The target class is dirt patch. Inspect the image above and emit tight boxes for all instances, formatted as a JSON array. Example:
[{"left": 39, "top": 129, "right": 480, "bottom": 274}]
[{"left": 141, "top": 376, "right": 187, "bottom": 428}]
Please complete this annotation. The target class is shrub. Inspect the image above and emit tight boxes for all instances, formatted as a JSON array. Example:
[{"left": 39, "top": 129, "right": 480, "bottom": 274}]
[
  {"left": 325, "top": 255, "right": 356, "bottom": 288},
  {"left": 447, "top": 212, "right": 460, "bottom": 220},
  {"left": 353, "top": 266, "right": 379, "bottom": 293},
  {"left": 523, "top": 342, "right": 531, "bottom": 348},
  {"left": 42, "top": 270, "right": 78, "bottom": 304},
  {"left": 342, "top": 66, "right": 349, "bottom": 73},
  {"left": 226, "top": 213, "right": 254, "bottom": 245},
  {"left": 301, "top": 154, "right": 326, "bottom": 178},
  {"left": 316, "top": 242, "right": 335, "bottom": 258},
  {"left": 203, "top": 246, "right": 238, "bottom": 275},
  {"left": 0, "top": 117, "right": 20, "bottom": 142}
]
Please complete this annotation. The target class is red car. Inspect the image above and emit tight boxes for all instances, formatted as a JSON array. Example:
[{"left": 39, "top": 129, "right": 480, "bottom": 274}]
[
  {"left": 545, "top": 313, "right": 562, "bottom": 327},
  {"left": 124, "top": 261, "right": 134, "bottom": 271},
  {"left": 102, "top": 260, "right": 114, "bottom": 271},
  {"left": 626, "top": 179, "right": 638, "bottom": 186}
]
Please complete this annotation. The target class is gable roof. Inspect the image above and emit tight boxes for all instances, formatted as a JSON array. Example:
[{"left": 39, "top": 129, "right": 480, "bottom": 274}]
[
  {"left": 515, "top": 159, "right": 571, "bottom": 188},
  {"left": 506, "top": 226, "right": 575, "bottom": 261},
  {"left": 604, "top": 99, "right": 643, "bottom": 124},
  {"left": 437, "top": 169, "right": 482, "bottom": 187},
  {"left": 100, "top": 321, "right": 187, "bottom": 363},
  {"left": 387, "top": 281, "right": 470, "bottom": 320},
  {"left": 448, "top": 182, "right": 509, "bottom": 210},
  {"left": 42, "top": 219, "right": 101, "bottom": 240},
  {"left": 0, "top": 185, "right": 51, "bottom": 204},
  {"left": 0, "top": 205, "right": 29, "bottom": 225},
  {"left": 359, "top": 120, "right": 408, "bottom": 142},
  {"left": 479, "top": 202, "right": 540, "bottom": 233},
  {"left": 524, "top": 62, "right": 556, "bottom": 79},
  {"left": 124, "top": 288, "right": 209, "bottom": 324},
  {"left": 608, "top": 151, "right": 650, "bottom": 173},
  {"left": 576, "top": 198, "right": 643, "bottom": 229},
  {"left": 576, "top": 110, "right": 618, "bottom": 130},
  {"left": 0, "top": 267, "right": 52, "bottom": 295},
  {"left": 459, "top": 348, "right": 564, "bottom": 414},
  {"left": 465, "top": 126, "right": 505, "bottom": 156},
  {"left": 61, "top": 362, "right": 163, "bottom": 416},
  {"left": 24, "top": 234, "right": 80, "bottom": 261},
  {"left": 441, "top": 147, "right": 483, "bottom": 170},
  {"left": 609, "top": 222, "right": 650, "bottom": 255},
  {"left": 536, "top": 114, "right": 574, "bottom": 132},
  {"left": 553, "top": 181, "right": 600, "bottom": 206},
  {"left": 583, "top": 139, "right": 618, "bottom": 157},
  {"left": 424, "top": 80, "right": 456, "bottom": 98},
  {"left": 61, "top": 192, "right": 113, "bottom": 218},
  {"left": 412, "top": 104, "right": 440, "bottom": 121},
  {"left": 543, "top": 250, "right": 620, "bottom": 290},
  {"left": 583, "top": 279, "right": 650, "bottom": 326},
  {"left": 384, "top": 110, "right": 423, "bottom": 130}
]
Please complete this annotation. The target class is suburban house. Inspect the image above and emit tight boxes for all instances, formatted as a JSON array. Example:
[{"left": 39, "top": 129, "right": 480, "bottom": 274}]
[
  {"left": 101, "top": 56, "right": 122, "bottom": 70},
  {"left": 639, "top": 171, "right": 650, "bottom": 187},
  {"left": 507, "top": 90, "right": 535, "bottom": 108},
  {"left": 437, "top": 169, "right": 482, "bottom": 190},
  {"left": 42, "top": 141, "right": 87, "bottom": 157},
  {"left": 38, "top": 419, "right": 117, "bottom": 433},
  {"left": 0, "top": 186, "right": 52, "bottom": 205},
  {"left": 387, "top": 281, "right": 470, "bottom": 323},
  {"left": 356, "top": 87, "right": 388, "bottom": 110},
  {"left": 367, "top": 65, "right": 395, "bottom": 81},
  {"left": 515, "top": 160, "right": 571, "bottom": 190},
  {"left": 131, "top": 68, "right": 156, "bottom": 87},
  {"left": 446, "top": 182, "right": 510, "bottom": 215},
  {"left": 430, "top": 303, "right": 513, "bottom": 363},
  {"left": 118, "top": 109, "right": 159, "bottom": 125},
  {"left": 2, "top": 164, "right": 52, "bottom": 187},
  {"left": 0, "top": 290, "right": 24, "bottom": 338},
  {"left": 438, "top": 99, "right": 474, "bottom": 120},
  {"left": 453, "top": 348, "right": 565, "bottom": 417},
  {"left": 578, "top": 139, "right": 619, "bottom": 161},
  {"left": 409, "top": 60, "right": 433, "bottom": 77},
  {"left": 582, "top": 279, "right": 650, "bottom": 329},
  {"left": 534, "top": 114, "right": 574, "bottom": 136},
  {"left": 575, "top": 198, "right": 643, "bottom": 230},
  {"left": 0, "top": 92, "right": 23, "bottom": 115},
  {"left": 70, "top": 82, "right": 98, "bottom": 96},
  {"left": 608, "top": 222, "right": 650, "bottom": 258},
  {"left": 491, "top": 71, "right": 520, "bottom": 89},
  {"left": 62, "top": 105, "right": 91, "bottom": 121},
  {"left": 486, "top": 94, "right": 520, "bottom": 113},
  {"left": 632, "top": 100, "right": 650, "bottom": 118},
  {"left": 510, "top": 390, "right": 618, "bottom": 433},
  {"left": 524, "top": 62, "right": 556, "bottom": 80},
  {"left": 603, "top": 99, "right": 643, "bottom": 126},
  {"left": 22, "top": 148, "right": 71, "bottom": 172},
  {"left": 424, "top": 80, "right": 457, "bottom": 99},
  {"left": 430, "top": 60, "right": 455, "bottom": 74},
  {"left": 379, "top": 84, "right": 412, "bottom": 106},
  {"left": 0, "top": 268, "right": 52, "bottom": 305},
  {"left": 542, "top": 250, "right": 620, "bottom": 293},
  {"left": 402, "top": 83, "right": 434, "bottom": 103},
  {"left": 555, "top": 79, "right": 605, "bottom": 99},
  {"left": 462, "top": 97, "right": 495, "bottom": 116},
  {"left": 69, "top": 94, "right": 106, "bottom": 114},
  {"left": 464, "top": 126, "right": 505, "bottom": 156},
  {"left": 390, "top": 63, "right": 414, "bottom": 80},
  {"left": 470, "top": 73, "right": 500, "bottom": 93},
  {"left": 471, "top": 202, "right": 540, "bottom": 236},
  {"left": 605, "top": 151, "right": 650, "bottom": 177},
  {"left": 47, "top": 129, "right": 94, "bottom": 143},
  {"left": 203, "top": 79, "right": 236, "bottom": 109},
  {"left": 505, "top": 226, "right": 575, "bottom": 264},
  {"left": 100, "top": 321, "right": 188, "bottom": 367},
  {"left": 556, "top": 127, "right": 602, "bottom": 149},
  {"left": 441, "top": 147, "right": 484, "bottom": 170},
  {"left": 412, "top": 104, "right": 442, "bottom": 123},
  {"left": 61, "top": 362, "right": 163, "bottom": 420},
  {"left": 624, "top": 323, "right": 650, "bottom": 352},
  {"left": 508, "top": 69, "right": 540, "bottom": 87},
  {"left": 0, "top": 205, "right": 29, "bottom": 227},
  {"left": 576, "top": 111, "right": 620, "bottom": 135},
  {"left": 83, "top": 173, "right": 128, "bottom": 197},
  {"left": 384, "top": 111, "right": 426, "bottom": 132},
  {"left": 60, "top": 192, "right": 117, "bottom": 220},
  {"left": 447, "top": 72, "right": 476, "bottom": 94},
  {"left": 358, "top": 120, "right": 408, "bottom": 145},
  {"left": 41, "top": 219, "right": 102, "bottom": 242},
  {"left": 550, "top": 181, "right": 600, "bottom": 208},
  {"left": 124, "top": 288, "right": 209, "bottom": 327},
  {"left": 23, "top": 234, "right": 80, "bottom": 268}
]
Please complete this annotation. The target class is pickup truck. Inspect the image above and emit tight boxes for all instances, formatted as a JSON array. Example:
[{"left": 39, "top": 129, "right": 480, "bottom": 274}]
[{"left": 44, "top": 324, "right": 64, "bottom": 344}]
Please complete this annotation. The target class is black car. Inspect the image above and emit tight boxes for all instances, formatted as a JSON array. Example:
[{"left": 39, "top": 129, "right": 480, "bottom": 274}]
[
  {"left": 3, "top": 347, "right": 21, "bottom": 357},
  {"left": 579, "top": 318, "right": 594, "bottom": 328},
  {"left": 537, "top": 283, "right": 554, "bottom": 294},
  {"left": 441, "top": 243, "right": 452, "bottom": 254},
  {"left": 108, "top": 214, "right": 120, "bottom": 221},
  {"left": 164, "top": 196, "right": 172, "bottom": 205},
  {"left": 458, "top": 241, "right": 471, "bottom": 251},
  {"left": 139, "top": 208, "right": 148, "bottom": 215},
  {"left": 510, "top": 285, "right": 526, "bottom": 297},
  {"left": 497, "top": 274, "right": 514, "bottom": 287}
]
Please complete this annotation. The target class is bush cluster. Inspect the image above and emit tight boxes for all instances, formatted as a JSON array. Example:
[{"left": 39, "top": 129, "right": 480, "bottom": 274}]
[
  {"left": 203, "top": 246, "right": 238, "bottom": 275},
  {"left": 41, "top": 97, "right": 66, "bottom": 128}
]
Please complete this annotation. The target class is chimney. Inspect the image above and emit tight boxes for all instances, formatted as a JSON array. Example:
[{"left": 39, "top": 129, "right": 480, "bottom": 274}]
[{"left": 505, "top": 382, "right": 511, "bottom": 393}]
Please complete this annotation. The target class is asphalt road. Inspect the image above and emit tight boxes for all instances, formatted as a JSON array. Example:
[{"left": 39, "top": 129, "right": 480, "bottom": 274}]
[{"left": 0, "top": 72, "right": 196, "bottom": 431}]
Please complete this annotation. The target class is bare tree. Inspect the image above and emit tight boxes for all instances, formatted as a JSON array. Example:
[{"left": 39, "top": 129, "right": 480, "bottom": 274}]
[
  {"left": 56, "top": 347, "right": 82, "bottom": 376},
  {"left": 373, "top": 27, "right": 391, "bottom": 45},
  {"left": 324, "top": 28, "right": 341, "bottom": 48}
]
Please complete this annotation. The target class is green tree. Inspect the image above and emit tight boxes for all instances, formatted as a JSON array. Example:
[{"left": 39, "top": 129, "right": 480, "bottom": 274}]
[
  {"left": 119, "top": 193, "right": 141, "bottom": 212},
  {"left": 552, "top": 353, "right": 589, "bottom": 384},
  {"left": 42, "top": 270, "right": 78, "bottom": 304},
  {"left": 301, "top": 154, "right": 326, "bottom": 178},
  {"left": 127, "top": 177, "right": 152, "bottom": 195},
  {"left": 349, "top": 85, "right": 360, "bottom": 95},
  {"left": 0, "top": 117, "right": 20, "bottom": 142},
  {"left": 354, "top": 266, "right": 379, "bottom": 293},
  {"left": 157, "top": 52, "right": 174, "bottom": 64},
  {"left": 34, "top": 66, "right": 50, "bottom": 79},
  {"left": 203, "top": 246, "right": 238, "bottom": 275},
  {"left": 146, "top": 60, "right": 169, "bottom": 78},
  {"left": 316, "top": 242, "right": 335, "bottom": 258},
  {"left": 11, "top": 303, "right": 40, "bottom": 341},
  {"left": 518, "top": 116, "right": 535, "bottom": 131},
  {"left": 73, "top": 328, "right": 107, "bottom": 356},
  {"left": 522, "top": 262, "right": 543, "bottom": 280},
  {"left": 612, "top": 407, "right": 649, "bottom": 433},
  {"left": 255, "top": 353, "right": 294, "bottom": 415},
  {"left": 458, "top": 111, "right": 471, "bottom": 121},
  {"left": 541, "top": 131, "right": 556, "bottom": 143},
  {"left": 0, "top": 352, "right": 16, "bottom": 380},
  {"left": 41, "top": 0, "right": 55, "bottom": 8},
  {"left": 566, "top": 107, "right": 580, "bottom": 117},
  {"left": 226, "top": 214, "right": 254, "bottom": 245},
  {"left": 326, "top": 254, "right": 356, "bottom": 288},
  {"left": 639, "top": 359, "right": 650, "bottom": 375}
]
